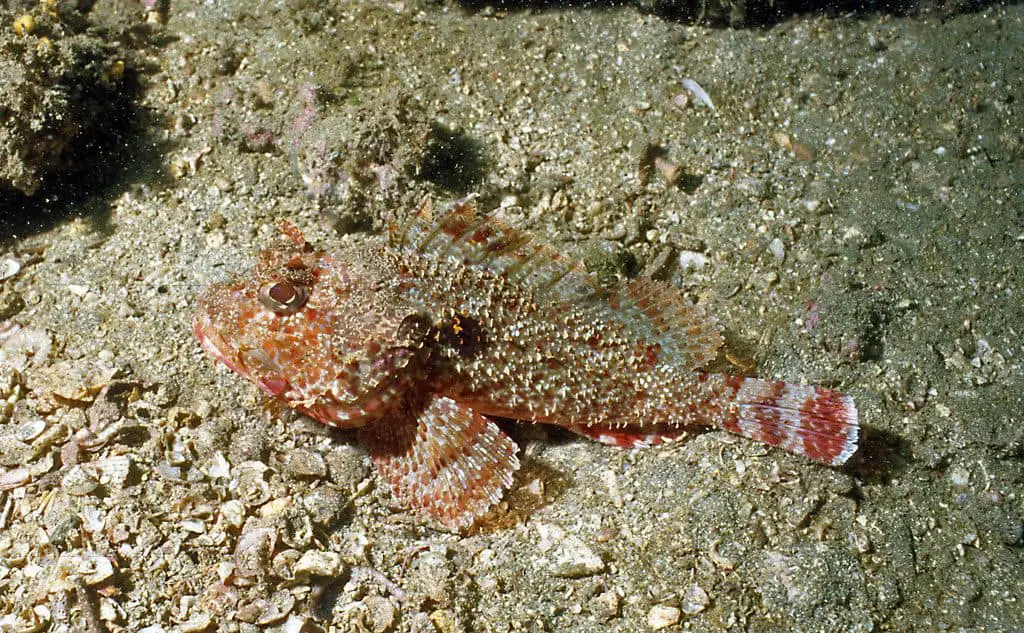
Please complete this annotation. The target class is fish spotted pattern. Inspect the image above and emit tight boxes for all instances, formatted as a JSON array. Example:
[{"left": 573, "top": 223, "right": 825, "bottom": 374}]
[{"left": 194, "top": 200, "right": 859, "bottom": 529}]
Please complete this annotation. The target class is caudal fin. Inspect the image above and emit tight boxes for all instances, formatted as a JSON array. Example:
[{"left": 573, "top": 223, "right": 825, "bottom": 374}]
[{"left": 719, "top": 377, "right": 859, "bottom": 466}]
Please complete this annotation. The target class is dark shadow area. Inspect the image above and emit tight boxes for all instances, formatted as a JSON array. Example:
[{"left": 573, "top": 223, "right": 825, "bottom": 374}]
[
  {"left": 640, "top": 143, "right": 704, "bottom": 194},
  {"left": 309, "top": 575, "right": 348, "bottom": 621},
  {"left": 844, "top": 425, "right": 911, "bottom": 484},
  {"left": 419, "top": 123, "right": 490, "bottom": 195},
  {"left": 455, "top": 0, "right": 1009, "bottom": 27},
  {"left": 0, "top": 69, "right": 172, "bottom": 248}
]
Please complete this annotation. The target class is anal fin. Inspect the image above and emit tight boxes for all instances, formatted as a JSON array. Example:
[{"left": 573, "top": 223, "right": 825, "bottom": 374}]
[
  {"left": 566, "top": 423, "right": 694, "bottom": 449},
  {"left": 360, "top": 395, "right": 520, "bottom": 530}
]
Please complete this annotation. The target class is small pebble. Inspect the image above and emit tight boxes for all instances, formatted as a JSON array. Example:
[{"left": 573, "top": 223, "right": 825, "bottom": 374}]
[
  {"left": 949, "top": 465, "right": 971, "bottom": 487},
  {"left": 61, "top": 465, "right": 99, "bottom": 496},
  {"left": 281, "top": 616, "right": 311, "bottom": 633},
  {"left": 282, "top": 448, "right": 327, "bottom": 478},
  {"left": 67, "top": 284, "right": 90, "bottom": 298},
  {"left": 172, "top": 614, "right": 212, "bottom": 633},
  {"left": 363, "top": 595, "right": 395, "bottom": 633},
  {"left": 549, "top": 536, "right": 605, "bottom": 578},
  {"left": 680, "top": 584, "right": 709, "bottom": 614},
  {"left": 590, "top": 590, "right": 620, "bottom": 621},
  {"left": 678, "top": 250, "right": 708, "bottom": 270},
  {"left": 220, "top": 499, "right": 246, "bottom": 528},
  {"left": 647, "top": 604, "right": 681, "bottom": 630},
  {"left": 294, "top": 550, "right": 342, "bottom": 577},
  {"left": 0, "top": 436, "right": 31, "bottom": 466}
]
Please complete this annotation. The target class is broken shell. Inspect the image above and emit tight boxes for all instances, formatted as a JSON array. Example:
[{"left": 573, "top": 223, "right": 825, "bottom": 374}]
[
  {"left": 94, "top": 455, "right": 131, "bottom": 488},
  {"left": 38, "top": 360, "right": 119, "bottom": 404},
  {"left": 61, "top": 464, "right": 99, "bottom": 496},
  {"left": 155, "top": 461, "right": 184, "bottom": 481},
  {"left": 548, "top": 535, "right": 605, "bottom": 578},
  {"left": 81, "top": 505, "right": 105, "bottom": 534},
  {"left": 215, "top": 561, "right": 235, "bottom": 583},
  {"left": 233, "top": 462, "right": 272, "bottom": 507},
  {"left": 15, "top": 418, "right": 46, "bottom": 442},
  {"left": 181, "top": 519, "right": 206, "bottom": 534},
  {"left": 234, "top": 525, "right": 277, "bottom": 578},
  {"left": 79, "top": 555, "right": 115, "bottom": 585},
  {"left": 0, "top": 258, "right": 20, "bottom": 281},
  {"left": 0, "top": 466, "right": 30, "bottom": 490},
  {"left": 166, "top": 436, "right": 193, "bottom": 466},
  {"left": 256, "top": 590, "right": 296, "bottom": 626},
  {"left": 28, "top": 450, "right": 53, "bottom": 476},
  {"left": 98, "top": 597, "right": 119, "bottom": 623},
  {"left": 0, "top": 324, "right": 51, "bottom": 369},
  {"left": 259, "top": 496, "right": 292, "bottom": 519},
  {"left": 271, "top": 548, "right": 301, "bottom": 580},
  {"left": 205, "top": 451, "right": 231, "bottom": 479}
]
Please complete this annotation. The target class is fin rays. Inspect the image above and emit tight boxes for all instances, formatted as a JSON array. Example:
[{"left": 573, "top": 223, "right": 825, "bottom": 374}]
[{"left": 394, "top": 199, "right": 723, "bottom": 368}]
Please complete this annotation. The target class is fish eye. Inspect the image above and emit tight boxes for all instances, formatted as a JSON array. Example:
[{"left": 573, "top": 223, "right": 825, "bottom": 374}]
[{"left": 258, "top": 281, "right": 308, "bottom": 314}]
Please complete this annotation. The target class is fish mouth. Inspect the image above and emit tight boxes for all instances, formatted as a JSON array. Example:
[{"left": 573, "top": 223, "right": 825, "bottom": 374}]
[
  {"left": 193, "top": 312, "right": 293, "bottom": 399},
  {"left": 193, "top": 313, "right": 249, "bottom": 378}
]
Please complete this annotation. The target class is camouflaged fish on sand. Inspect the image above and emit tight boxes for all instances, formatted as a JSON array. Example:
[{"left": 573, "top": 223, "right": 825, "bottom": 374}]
[{"left": 194, "top": 199, "right": 859, "bottom": 530}]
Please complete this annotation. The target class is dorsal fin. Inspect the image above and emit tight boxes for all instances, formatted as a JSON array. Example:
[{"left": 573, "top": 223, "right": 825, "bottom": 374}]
[
  {"left": 392, "top": 199, "right": 723, "bottom": 368},
  {"left": 391, "top": 198, "right": 600, "bottom": 303},
  {"left": 608, "top": 277, "right": 723, "bottom": 369}
]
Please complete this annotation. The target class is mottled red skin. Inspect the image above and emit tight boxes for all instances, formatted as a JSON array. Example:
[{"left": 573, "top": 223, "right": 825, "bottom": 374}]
[{"left": 195, "top": 201, "right": 859, "bottom": 529}]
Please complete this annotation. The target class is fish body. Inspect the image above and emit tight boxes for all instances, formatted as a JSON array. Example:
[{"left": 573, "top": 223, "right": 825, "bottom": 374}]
[{"left": 195, "top": 200, "right": 858, "bottom": 529}]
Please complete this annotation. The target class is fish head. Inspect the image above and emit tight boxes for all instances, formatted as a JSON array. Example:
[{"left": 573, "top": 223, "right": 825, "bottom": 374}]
[{"left": 194, "top": 221, "right": 424, "bottom": 427}]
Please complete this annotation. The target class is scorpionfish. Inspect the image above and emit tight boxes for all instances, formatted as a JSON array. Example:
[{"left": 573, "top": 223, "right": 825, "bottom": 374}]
[{"left": 195, "top": 199, "right": 859, "bottom": 529}]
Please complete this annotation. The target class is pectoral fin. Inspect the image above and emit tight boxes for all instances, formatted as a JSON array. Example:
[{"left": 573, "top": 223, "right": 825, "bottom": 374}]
[{"left": 360, "top": 395, "right": 520, "bottom": 530}]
